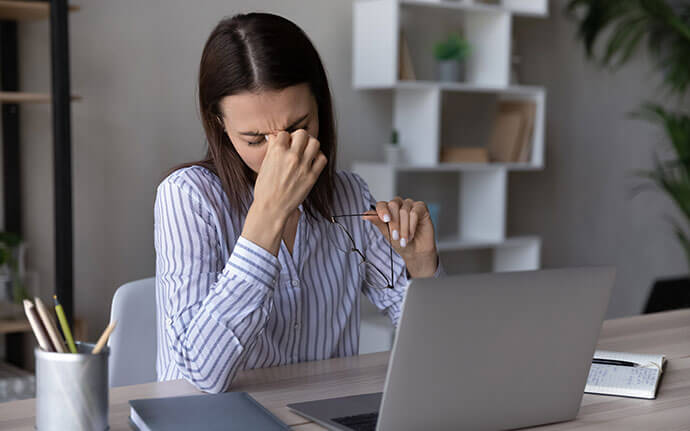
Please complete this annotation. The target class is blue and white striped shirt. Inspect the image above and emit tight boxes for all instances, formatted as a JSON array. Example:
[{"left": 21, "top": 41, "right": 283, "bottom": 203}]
[{"left": 154, "top": 166, "right": 436, "bottom": 393}]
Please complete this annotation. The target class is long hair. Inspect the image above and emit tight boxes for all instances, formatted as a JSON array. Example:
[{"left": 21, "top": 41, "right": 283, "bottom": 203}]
[{"left": 173, "top": 13, "right": 336, "bottom": 220}]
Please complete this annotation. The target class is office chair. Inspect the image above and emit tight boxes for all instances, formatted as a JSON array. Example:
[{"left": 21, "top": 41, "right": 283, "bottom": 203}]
[{"left": 108, "top": 277, "right": 157, "bottom": 387}]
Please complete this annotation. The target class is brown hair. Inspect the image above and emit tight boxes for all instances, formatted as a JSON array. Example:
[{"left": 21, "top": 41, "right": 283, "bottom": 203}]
[{"left": 173, "top": 13, "right": 336, "bottom": 220}]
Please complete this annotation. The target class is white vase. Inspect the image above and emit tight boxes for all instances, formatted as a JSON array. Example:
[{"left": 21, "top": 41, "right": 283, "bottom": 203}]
[{"left": 385, "top": 144, "right": 404, "bottom": 165}]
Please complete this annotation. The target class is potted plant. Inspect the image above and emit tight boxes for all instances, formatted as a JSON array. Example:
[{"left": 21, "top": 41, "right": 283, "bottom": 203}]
[
  {"left": 433, "top": 33, "right": 470, "bottom": 82},
  {"left": 0, "top": 232, "right": 29, "bottom": 305},
  {"left": 385, "top": 129, "right": 404, "bottom": 164},
  {"left": 567, "top": 0, "right": 690, "bottom": 312}
]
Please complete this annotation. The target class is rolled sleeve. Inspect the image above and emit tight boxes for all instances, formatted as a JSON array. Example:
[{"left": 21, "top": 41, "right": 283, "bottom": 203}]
[{"left": 224, "top": 236, "right": 281, "bottom": 291}]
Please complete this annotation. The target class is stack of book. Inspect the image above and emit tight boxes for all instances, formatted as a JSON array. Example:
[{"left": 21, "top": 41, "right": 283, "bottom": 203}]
[{"left": 488, "top": 100, "right": 536, "bottom": 163}]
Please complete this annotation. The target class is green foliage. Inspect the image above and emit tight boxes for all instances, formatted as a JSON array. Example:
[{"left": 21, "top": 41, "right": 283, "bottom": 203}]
[
  {"left": 433, "top": 34, "right": 470, "bottom": 62},
  {"left": 633, "top": 105, "right": 690, "bottom": 262},
  {"left": 0, "top": 232, "right": 28, "bottom": 303},
  {"left": 391, "top": 129, "right": 399, "bottom": 145},
  {"left": 566, "top": 0, "right": 690, "bottom": 94}
]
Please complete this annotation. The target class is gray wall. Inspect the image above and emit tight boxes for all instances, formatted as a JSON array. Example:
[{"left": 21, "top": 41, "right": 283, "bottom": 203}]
[
  {"left": 509, "top": 1, "right": 688, "bottom": 317},
  {"left": 13, "top": 0, "right": 685, "bottom": 337}
]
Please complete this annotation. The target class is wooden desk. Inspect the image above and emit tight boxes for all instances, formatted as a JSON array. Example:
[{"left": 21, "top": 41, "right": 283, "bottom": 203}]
[{"left": 1, "top": 310, "right": 689, "bottom": 430}]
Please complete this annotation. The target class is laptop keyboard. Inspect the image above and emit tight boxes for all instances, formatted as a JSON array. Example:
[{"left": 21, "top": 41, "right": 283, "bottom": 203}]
[{"left": 331, "top": 412, "right": 379, "bottom": 431}]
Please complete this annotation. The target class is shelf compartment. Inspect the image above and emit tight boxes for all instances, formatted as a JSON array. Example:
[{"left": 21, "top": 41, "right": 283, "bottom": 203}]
[
  {"left": 0, "top": 1, "right": 79, "bottom": 21},
  {"left": 354, "top": 0, "right": 512, "bottom": 89},
  {"left": 390, "top": 85, "right": 545, "bottom": 168},
  {"left": 352, "top": 163, "right": 507, "bottom": 243}
]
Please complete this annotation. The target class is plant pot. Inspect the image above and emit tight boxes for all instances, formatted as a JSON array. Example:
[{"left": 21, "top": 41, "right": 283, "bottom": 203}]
[
  {"left": 385, "top": 144, "right": 405, "bottom": 165},
  {"left": 437, "top": 60, "right": 465, "bottom": 82},
  {"left": 643, "top": 276, "right": 690, "bottom": 313}
]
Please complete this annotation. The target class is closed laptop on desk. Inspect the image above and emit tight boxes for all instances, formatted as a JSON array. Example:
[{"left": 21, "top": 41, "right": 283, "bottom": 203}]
[{"left": 289, "top": 266, "right": 615, "bottom": 431}]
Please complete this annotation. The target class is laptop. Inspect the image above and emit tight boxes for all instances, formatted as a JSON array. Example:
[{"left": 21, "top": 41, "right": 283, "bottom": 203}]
[{"left": 288, "top": 267, "right": 615, "bottom": 431}]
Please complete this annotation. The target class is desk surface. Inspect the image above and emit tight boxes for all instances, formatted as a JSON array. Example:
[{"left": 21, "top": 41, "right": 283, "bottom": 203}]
[{"left": 1, "top": 309, "right": 689, "bottom": 430}]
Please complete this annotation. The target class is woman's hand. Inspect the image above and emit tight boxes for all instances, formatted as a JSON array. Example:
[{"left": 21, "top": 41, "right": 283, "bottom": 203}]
[
  {"left": 242, "top": 130, "right": 327, "bottom": 255},
  {"left": 363, "top": 197, "right": 439, "bottom": 278},
  {"left": 253, "top": 130, "right": 326, "bottom": 216}
]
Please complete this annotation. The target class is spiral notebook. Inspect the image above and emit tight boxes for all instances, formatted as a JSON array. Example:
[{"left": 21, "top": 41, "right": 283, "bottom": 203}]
[{"left": 585, "top": 350, "right": 666, "bottom": 399}]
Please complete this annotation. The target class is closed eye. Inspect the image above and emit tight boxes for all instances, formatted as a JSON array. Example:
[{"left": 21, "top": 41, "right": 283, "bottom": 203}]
[
  {"left": 247, "top": 136, "right": 266, "bottom": 146},
  {"left": 246, "top": 121, "right": 309, "bottom": 146}
]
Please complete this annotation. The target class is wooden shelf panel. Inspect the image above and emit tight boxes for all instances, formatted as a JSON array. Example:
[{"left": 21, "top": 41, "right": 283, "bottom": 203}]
[
  {"left": 0, "top": 1, "right": 79, "bottom": 21},
  {"left": 0, "top": 318, "right": 31, "bottom": 335},
  {"left": 0, "top": 92, "right": 82, "bottom": 104}
]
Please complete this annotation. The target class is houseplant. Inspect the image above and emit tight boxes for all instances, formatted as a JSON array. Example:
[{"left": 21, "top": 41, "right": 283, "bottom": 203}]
[
  {"left": 567, "top": 0, "right": 690, "bottom": 311},
  {"left": 433, "top": 33, "right": 471, "bottom": 82},
  {"left": 385, "top": 129, "right": 404, "bottom": 164},
  {"left": 0, "top": 232, "right": 29, "bottom": 304}
]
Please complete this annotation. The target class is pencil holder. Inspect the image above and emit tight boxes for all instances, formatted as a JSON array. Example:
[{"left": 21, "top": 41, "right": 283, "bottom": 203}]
[{"left": 35, "top": 342, "right": 109, "bottom": 431}]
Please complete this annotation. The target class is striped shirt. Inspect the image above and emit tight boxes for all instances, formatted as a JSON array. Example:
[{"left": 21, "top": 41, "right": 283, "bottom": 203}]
[{"left": 154, "top": 165, "right": 440, "bottom": 393}]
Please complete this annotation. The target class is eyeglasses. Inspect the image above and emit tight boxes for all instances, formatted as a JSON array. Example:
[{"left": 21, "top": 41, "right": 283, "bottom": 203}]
[{"left": 327, "top": 213, "right": 394, "bottom": 289}]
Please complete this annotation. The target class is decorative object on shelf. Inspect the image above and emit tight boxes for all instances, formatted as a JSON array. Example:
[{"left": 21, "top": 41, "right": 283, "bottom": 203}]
[
  {"left": 567, "top": 0, "right": 690, "bottom": 281},
  {"left": 433, "top": 33, "right": 470, "bottom": 82},
  {"left": 0, "top": 232, "right": 29, "bottom": 304},
  {"left": 385, "top": 129, "right": 405, "bottom": 164},
  {"left": 440, "top": 147, "right": 489, "bottom": 163},
  {"left": 398, "top": 30, "right": 416, "bottom": 81},
  {"left": 488, "top": 100, "right": 535, "bottom": 163}
]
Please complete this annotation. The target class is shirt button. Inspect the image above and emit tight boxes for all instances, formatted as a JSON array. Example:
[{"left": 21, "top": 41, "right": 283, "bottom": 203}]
[
  {"left": 291, "top": 280, "right": 299, "bottom": 287},
  {"left": 294, "top": 322, "right": 300, "bottom": 330},
  {"left": 167, "top": 317, "right": 173, "bottom": 326}
]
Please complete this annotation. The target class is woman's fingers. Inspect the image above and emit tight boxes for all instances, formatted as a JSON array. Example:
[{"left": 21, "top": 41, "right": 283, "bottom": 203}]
[
  {"left": 399, "top": 199, "right": 414, "bottom": 247},
  {"left": 409, "top": 201, "right": 427, "bottom": 242},
  {"left": 310, "top": 152, "right": 328, "bottom": 177},
  {"left": 272, "top": 131, "right": 290, "bottom": 150},
  {"left": 289, "top": 129, "right": 309, "bottom": 157},
  {"left": 387, "top": 197, "right": 403, "bottom": 244},
  {"left": 303, "top": 135, "right": 321, "bottom": 167},
  {"left": 375, "top": 201, "right": 392, "bottom": 224}
]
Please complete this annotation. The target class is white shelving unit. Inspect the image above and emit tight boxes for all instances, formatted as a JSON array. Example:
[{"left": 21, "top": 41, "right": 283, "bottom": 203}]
[{"left": 353, "top": 0, "right": 548, "bottom": 353}]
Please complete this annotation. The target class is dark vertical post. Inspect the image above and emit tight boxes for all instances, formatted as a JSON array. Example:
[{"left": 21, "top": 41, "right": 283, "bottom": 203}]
[
  {"left": 50, "top": 0, "right": 74, "bottom": 324},
  {"left": 1, "top": 22, "right": 21, "bottom": 235},
  {"left": 1, "top": 20, "right": 24, "bottom": 367}
]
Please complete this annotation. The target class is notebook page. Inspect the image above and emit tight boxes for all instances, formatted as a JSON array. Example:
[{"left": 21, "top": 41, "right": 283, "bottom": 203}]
[{"left": 586, "top": 364, "right": 661, "bottom": 398}]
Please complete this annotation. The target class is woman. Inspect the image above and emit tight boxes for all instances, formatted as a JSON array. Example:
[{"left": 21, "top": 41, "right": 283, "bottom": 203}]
[{"left": 155, "top": 13, "right": 441, "bottom": 393}]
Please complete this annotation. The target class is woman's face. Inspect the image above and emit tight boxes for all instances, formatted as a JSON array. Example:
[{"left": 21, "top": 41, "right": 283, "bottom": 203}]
[{"left": 218, "top": 83, "right": 320, "bottom": 173}]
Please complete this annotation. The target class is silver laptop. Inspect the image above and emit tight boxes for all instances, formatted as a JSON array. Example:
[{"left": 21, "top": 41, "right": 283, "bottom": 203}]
[{"left": 288, "top": 267, "right": 615, "bottom": 431}]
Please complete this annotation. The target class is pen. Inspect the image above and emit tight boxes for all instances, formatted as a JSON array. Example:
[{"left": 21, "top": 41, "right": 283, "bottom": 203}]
[
  {"left": 592, "top": 358, "right": 639, "bottom": 367},
  {"left": 54, "top": 295, "right": 77, "bottom": 353}
]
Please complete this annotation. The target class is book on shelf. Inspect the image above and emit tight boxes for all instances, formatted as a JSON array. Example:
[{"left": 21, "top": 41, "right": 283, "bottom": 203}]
[
  {"left": 440, "top": 147, "right": 489, "bottom": 163},
  {"left": 488, "top": 100, "right": 536, "bottom": 163}
]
